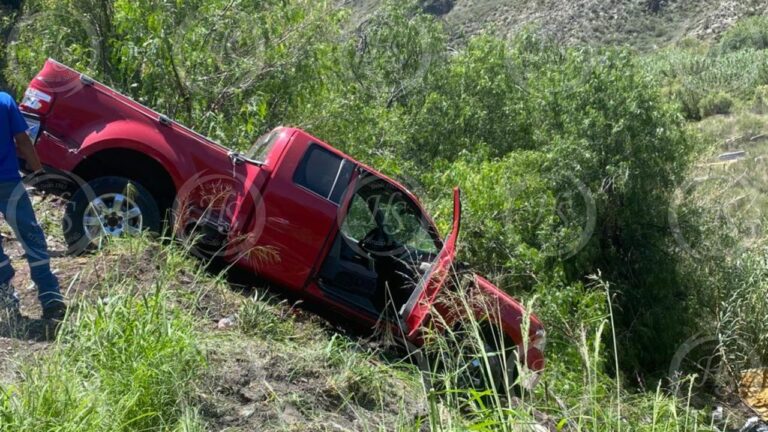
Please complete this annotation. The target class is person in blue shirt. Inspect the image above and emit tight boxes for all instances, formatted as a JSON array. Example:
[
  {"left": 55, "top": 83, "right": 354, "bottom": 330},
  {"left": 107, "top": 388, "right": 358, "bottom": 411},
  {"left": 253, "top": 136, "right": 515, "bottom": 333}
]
[{"left": 0, "top": 91, "right": 66, "bottom": 321}]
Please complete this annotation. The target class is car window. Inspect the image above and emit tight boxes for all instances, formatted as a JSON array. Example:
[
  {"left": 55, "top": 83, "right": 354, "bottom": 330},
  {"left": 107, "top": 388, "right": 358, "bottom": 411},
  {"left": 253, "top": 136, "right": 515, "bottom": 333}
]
[
  {"left": 341, "top": 177, "right": 438, "bottom": 254},
  {"left": 379, "top": 191, "right": 438, "bottom": 253},
  {"left": 247, "top": 127, "right": 282, "bottom": 161},
  {"left": 341, "top": 194, "right": 376, "bottom": 242},
  {"left": 293, "top": 144, "right": 353, "bottom": 205}
]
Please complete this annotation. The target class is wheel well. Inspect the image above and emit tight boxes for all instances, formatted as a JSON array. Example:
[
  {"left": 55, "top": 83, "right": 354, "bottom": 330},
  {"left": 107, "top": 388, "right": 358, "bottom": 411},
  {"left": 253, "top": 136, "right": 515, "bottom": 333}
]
[
  {"left": 72, "top": 148, "right": 176, "bottom": 213},
  {"left": 481, "top": 324, "right": 516, "bottom": 352}
]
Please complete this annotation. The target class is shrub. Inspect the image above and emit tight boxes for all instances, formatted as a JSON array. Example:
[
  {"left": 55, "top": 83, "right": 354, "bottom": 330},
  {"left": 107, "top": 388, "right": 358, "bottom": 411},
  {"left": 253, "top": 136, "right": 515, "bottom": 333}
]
[
  {"left": 718, "top": 16, "right": 768, "bottom": 54},
  {"left": 699, "top": 91, "right": 734, "bottom": 117},
  {"left": 530, "top": 49, "right": 699, "bottom": 372},
  {"left": 664, "top": 81, "right": 705, "bottom": 120},
  {"left": 753, "top": 85, "right": 768, "bottom": 114},
  {"left": 423, "top": 152, "right": 560, "bottom": 288},
  {"left": 415, "top": 38, "right": 700, "bottom": 373},
  {"left": 717, "top": 246, "right": 768, "bottom": 373}
]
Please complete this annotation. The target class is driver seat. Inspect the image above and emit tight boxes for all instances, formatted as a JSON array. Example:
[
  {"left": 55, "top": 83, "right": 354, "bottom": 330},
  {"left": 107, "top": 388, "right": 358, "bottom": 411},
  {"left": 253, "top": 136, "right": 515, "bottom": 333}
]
[{"left": 319, "top": 234, "right": 377, "bottom": 297}]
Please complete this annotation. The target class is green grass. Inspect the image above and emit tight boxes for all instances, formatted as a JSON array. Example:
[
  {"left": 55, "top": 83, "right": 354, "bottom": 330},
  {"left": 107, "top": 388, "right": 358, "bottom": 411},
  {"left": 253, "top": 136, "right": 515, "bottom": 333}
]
[
  {"left": 238, "top": 290, "right": 297, "bottom": 342},
  {"left": 0, "top": 243, "right": 206, "bottom": 431}
]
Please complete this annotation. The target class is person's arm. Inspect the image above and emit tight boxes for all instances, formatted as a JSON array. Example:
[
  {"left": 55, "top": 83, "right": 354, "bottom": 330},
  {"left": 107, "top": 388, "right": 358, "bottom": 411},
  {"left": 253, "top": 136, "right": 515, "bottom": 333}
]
[
  {"left": 14, "top": 132, "right": 43, "bottom": 172},
  {"left": 4, "top": 94, "right": 41, "bottom": 173}
]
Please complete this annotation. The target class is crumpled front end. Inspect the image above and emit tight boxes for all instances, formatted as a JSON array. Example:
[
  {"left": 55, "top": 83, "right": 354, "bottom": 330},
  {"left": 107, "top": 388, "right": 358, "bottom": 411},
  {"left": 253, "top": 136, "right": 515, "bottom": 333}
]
[{"left": 470, "top": 274, "right": 546, "bottom": 388}]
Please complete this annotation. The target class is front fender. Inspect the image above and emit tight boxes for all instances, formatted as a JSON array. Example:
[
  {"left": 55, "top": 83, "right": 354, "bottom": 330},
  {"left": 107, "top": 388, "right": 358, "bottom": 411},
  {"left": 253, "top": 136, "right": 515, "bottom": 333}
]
[{"left": 470, "top": 275, "right": 546, "bottom": 372}]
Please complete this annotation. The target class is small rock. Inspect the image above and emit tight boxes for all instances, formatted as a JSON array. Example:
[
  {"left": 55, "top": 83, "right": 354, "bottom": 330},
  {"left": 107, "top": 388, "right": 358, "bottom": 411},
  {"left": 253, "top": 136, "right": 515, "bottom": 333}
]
[
  {"left": 418, "top": 0, "right": 454, "bottom": 16},
  {"left": 237, "top": 403, "right": 256, "bottom": 418},
  {"left": 712, "top": 405, "right": 723, "bottom": 423},
  {"left": 217, "top": 317, "right": 235, "bottom": 329}
]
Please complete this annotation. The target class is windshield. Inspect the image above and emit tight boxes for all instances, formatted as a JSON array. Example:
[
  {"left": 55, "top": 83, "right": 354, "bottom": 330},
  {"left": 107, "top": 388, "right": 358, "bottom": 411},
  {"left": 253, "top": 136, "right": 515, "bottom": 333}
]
[{"left": 246, "top": 127, "right": 282, "bottom": 161}]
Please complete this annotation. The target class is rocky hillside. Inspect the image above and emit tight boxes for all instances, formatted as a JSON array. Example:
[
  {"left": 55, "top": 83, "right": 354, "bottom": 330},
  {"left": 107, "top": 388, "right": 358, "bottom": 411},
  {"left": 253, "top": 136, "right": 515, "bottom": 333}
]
[{"left": 353, "top": 0, "right": 768, "bottom": 48}]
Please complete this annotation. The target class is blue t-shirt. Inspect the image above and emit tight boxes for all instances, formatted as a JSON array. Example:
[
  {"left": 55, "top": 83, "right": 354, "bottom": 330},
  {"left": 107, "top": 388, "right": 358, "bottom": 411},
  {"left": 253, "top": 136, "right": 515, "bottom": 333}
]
[{"left": 0, "top": 92, "right": 27, "bottom": 182}]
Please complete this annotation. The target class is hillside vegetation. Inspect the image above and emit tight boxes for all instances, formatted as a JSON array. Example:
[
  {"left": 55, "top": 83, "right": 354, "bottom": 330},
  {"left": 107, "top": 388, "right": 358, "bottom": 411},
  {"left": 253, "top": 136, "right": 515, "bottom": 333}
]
[
  {"left": 357, "top": 0, "right": 768, "bottom": 49},
  {"left": 1, "top": 0, "right": 768, "bottom": 430}
]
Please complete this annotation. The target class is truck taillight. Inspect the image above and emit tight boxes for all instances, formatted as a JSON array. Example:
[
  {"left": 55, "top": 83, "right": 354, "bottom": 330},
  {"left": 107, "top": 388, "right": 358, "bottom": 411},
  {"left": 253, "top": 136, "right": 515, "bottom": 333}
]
[{"left": 20, "top": 87, "right": 53, "bottom": 114}]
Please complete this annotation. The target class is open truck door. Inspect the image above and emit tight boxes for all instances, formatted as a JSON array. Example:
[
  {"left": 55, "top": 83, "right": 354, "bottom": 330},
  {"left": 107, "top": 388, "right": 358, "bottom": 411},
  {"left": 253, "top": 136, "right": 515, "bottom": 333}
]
[{"left": 400, "top": 188, "right": 461, "bottom": 339}]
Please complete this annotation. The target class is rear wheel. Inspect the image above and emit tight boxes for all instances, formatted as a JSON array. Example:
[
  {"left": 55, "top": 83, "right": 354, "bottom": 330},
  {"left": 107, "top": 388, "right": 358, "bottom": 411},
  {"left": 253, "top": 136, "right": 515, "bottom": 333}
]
[{"left": 64, "top": 176, "right": 161, "bottom": 254}]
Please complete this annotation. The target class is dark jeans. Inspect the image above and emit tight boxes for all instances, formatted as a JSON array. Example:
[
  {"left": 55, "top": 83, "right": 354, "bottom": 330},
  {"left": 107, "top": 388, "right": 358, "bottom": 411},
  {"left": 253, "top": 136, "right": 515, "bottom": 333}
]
[{"left": 0, "top": 180, "right": 62, "bottom": 306}]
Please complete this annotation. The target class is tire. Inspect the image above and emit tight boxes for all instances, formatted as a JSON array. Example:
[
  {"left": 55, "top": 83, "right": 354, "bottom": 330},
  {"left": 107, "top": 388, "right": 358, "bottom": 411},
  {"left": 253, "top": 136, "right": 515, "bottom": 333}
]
[
  {"left": 415, "top": 324, "right": 520, "bottom": 397},
  {"left": 64, "top": 176, "right": 161, "bottom": 254},
  {"left": 458, "top": 326, "right": 520, "bottom": 396}
]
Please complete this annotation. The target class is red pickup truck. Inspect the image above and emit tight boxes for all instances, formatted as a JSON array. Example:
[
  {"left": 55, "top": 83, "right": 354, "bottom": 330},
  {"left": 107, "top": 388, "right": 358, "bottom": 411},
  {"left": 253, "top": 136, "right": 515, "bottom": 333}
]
[{"left": 19, "top": 59, "right": 545, "bottom": 390}]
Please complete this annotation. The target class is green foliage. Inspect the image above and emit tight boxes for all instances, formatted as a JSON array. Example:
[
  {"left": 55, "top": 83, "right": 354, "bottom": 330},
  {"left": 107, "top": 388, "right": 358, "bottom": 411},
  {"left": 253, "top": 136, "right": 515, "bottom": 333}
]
[
  {"left": 753, "top": 84, "right": 768, "bottom": 113},
  {"left": 719, "top": 15, "right": 768, "bottom": 54},
  {"left": 0, "top": 285, "right": 204, "bottom": 431},
  {"left": 238, "top": 291, "right": 296, "bottom": 341},
  {"left": 699, "top": 91, "right": 735, "bottom": 117},
  {"left": 406, "top": 35, "right": 536, "bottom": 163},
  {"left": 645, "top": 45, "right": 768, "bottom": 119},
  {"left": 288, "top": 0, "right": 448, "bottom": 162},
  {"left": 424, "top": 152, "right": 557, "bottom": 285},
  {"left": 530, "top": 276, "right": 610, "bottom": 399},
  {"left": 717, "top": 245, "right": 768, "bottom": 371}
]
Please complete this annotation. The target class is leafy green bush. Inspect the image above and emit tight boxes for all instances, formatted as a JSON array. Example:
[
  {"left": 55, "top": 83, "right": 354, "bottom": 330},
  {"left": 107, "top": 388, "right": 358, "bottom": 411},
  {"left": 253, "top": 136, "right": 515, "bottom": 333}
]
[
  {"left": 424, "top": 152, "right": 558, "bottom": 287},
  {"left": 753, "top": 85, "right": 768, "bottom": 114},
  {"left": 407, "top": 35, "right": 699, "bottom": 372},
  {"left": 528, "top": 49, "right": 698, "bottom": 371},
  {"left": 699, "top": 91, "right": 734, "bottom": 117},
  {"left": 645, "top": 45, "right": 768, "bottom": 119},
  {"left": 718, "top": 16, "right": 768, "bottom": 54}
]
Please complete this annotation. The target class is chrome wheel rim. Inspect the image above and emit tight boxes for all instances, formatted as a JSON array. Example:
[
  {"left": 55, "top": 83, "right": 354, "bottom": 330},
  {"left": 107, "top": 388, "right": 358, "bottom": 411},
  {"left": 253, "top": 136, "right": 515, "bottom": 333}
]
[{"left": 83, "top": 193, "right": 143, "bottom": 240}]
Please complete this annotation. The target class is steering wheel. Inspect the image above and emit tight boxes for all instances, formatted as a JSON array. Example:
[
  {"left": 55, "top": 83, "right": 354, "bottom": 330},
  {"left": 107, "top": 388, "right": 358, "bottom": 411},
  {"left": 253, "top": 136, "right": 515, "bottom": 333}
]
[{"left": 359, "top": 226, "right": 394, "bottom": 254}]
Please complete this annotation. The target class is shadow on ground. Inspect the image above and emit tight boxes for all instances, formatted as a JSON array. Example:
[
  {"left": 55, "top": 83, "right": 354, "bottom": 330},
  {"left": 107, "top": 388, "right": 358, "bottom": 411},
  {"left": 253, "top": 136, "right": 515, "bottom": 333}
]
[{"left": 0, "top": 315, "right": 60, "bottom": 342}]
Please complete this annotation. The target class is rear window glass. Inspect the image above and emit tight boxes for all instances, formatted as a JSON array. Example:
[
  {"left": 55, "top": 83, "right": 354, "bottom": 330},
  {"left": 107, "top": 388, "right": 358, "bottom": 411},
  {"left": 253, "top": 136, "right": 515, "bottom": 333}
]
[{"left": 293, "top": 144, "right": 354, "bottom": 204}]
